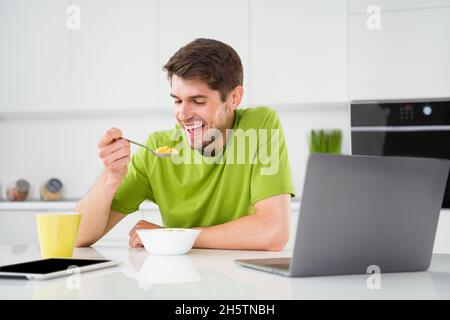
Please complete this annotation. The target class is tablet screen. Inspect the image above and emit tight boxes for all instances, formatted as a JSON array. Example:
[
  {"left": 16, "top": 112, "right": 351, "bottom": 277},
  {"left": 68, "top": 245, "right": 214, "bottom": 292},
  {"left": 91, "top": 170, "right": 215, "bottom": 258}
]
[{"left": 0, "top": 258, "right": 110, "bottom": 274}]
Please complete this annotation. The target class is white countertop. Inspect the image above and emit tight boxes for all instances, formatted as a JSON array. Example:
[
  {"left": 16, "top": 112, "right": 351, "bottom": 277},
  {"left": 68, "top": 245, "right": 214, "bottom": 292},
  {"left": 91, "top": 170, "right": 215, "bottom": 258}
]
[
  {"left": 0, "top": 198, "right": 300, "bottom": 213},
  {"left": 0, "top": 199, "right": 304, "bottom": 211},
  {"left": 1, "top": 243, "right": 450, "bottom": 300},
  {"left": 0, "top": 200, "right": 159, "bottom": 211}
]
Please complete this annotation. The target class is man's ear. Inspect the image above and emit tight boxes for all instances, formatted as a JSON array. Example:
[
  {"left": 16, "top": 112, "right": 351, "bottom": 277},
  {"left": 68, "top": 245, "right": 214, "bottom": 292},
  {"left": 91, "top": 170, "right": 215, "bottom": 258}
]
[{"left": 230, "top": 85, "right": 244, "bottom": 109}]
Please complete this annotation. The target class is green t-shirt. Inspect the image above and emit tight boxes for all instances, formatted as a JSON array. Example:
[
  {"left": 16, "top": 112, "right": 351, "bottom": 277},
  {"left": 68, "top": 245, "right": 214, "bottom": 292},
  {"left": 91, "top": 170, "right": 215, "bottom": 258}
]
[{"left": 111, "top": 106, "right": 295, "bottom": 228}]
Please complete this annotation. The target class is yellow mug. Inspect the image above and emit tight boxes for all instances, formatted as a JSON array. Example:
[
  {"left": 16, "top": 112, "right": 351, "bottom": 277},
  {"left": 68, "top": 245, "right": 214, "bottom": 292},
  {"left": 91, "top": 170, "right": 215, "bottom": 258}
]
[{"left": 36, "top": 213, "right": 81, "bottom": 259}]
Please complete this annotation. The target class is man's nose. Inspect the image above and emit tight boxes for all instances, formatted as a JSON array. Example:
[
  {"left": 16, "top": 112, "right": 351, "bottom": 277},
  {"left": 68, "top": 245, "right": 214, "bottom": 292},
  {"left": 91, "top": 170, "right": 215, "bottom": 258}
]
[{"left": 177, "top": 102, "right": 194, "bottom": 122}]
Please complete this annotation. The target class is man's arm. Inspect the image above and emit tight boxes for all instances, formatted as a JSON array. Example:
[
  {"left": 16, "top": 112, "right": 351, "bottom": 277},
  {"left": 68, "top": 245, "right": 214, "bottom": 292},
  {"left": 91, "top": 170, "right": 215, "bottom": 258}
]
[
  {"left": 193, "top": 194, "right": 291, "bottom": 251},
  {"left": 75, "top": 128, "right": 130, "bottom": 247},
  {"left": 128, "top": 193, "right": 291, "bottom": 251},
  {"left": 75, "top": 170, "right": 126, "bottom": 247}
]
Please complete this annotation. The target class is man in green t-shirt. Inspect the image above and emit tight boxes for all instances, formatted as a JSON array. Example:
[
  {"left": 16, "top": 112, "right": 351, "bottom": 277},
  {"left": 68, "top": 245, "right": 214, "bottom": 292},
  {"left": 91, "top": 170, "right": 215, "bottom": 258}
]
[{"left": 76, "top": 38, "right": 295, "bottom": 250}]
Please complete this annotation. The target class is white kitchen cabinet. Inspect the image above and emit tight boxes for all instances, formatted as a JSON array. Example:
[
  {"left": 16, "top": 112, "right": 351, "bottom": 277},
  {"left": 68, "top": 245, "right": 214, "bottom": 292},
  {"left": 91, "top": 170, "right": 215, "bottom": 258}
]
[
  {"left": 349, "top": 0, "right": 450, "bottom": 14},
  {"left": 250, "top": 0, "right": 348, "bottom": 106},
  {"left": 349, "top": 2, "right": 450, "bottom": 100},
  {"left": 157, "top": 0, "right": 250, "bottom": 109},
  {"left": 0, "top": 0, "right": 69, "bottom": 113},
  {"left": 70, "top": 0, "right": 157, "bottom": 111}
]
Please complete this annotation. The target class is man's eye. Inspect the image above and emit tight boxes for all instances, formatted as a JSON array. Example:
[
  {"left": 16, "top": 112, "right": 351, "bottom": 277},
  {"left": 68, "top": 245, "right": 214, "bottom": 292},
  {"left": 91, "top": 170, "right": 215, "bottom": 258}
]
[
  {"left": 194, "top": 100, "right": 206, "bottom": 105},
  {"left": 174, "top": 100, "right": 182, "bottom": 104}
]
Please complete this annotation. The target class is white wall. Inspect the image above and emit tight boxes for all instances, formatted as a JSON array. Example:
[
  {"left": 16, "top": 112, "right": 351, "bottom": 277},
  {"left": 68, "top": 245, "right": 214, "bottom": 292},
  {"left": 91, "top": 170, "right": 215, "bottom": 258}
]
[{"left": 0, "top": 111, "right": 172, "bottom": 200}]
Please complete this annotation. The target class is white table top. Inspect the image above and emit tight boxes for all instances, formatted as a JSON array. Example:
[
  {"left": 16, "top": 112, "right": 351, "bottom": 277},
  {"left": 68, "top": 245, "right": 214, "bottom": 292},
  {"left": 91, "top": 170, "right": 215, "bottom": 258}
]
[{"left": 1, "top": 243, "right": 450, "bottom": 300}]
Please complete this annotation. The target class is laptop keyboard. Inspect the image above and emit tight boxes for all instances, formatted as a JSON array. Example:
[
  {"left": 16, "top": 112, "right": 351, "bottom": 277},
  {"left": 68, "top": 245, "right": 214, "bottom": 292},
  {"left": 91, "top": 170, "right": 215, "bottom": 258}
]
[{"left": 265, "top": 263, "right": 290, "bottom": 271}]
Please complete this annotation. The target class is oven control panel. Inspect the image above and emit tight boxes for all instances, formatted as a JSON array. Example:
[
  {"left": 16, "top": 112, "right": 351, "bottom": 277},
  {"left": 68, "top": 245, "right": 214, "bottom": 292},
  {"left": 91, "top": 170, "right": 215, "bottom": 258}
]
[{"left": 351, "top": 100, "right": 450, "bottom": 127}]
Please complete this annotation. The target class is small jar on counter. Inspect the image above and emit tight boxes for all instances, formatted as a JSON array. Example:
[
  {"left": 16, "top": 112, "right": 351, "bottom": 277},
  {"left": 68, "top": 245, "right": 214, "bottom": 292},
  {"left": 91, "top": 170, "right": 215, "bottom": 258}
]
[
  {"left": 6, "top": 179, "right": 30, "bottom": 201},
  {"left": 40, "top": 178, "right": 63, "bottom": 201}
]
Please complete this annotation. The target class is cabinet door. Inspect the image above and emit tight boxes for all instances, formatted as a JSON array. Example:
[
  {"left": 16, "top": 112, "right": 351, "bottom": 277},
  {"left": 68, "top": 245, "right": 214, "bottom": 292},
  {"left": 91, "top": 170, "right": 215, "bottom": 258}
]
[
  {"left": 0, "top": 0, "right": 69, "bottom": 113},
  {"left": 158, "top": 0, "right": 250, "bottom": 109},
  {"left": 349, "top": 1, "right": 450, "bottom": 100},
  {"left": 349, "top": 0, "right": 450, "bottom": 13},
  {"left": 70, "top": 0, "right": 157, "bottom": 111},
  {"left": 251, "top": 0, "right": 348, "bottom": 105}
]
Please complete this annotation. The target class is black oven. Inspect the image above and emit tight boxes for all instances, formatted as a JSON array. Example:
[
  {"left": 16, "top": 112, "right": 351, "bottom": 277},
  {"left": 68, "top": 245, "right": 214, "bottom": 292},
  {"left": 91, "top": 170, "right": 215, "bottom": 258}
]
[{"left": 351, "top": 99, "right": 450, "bottom": 208}]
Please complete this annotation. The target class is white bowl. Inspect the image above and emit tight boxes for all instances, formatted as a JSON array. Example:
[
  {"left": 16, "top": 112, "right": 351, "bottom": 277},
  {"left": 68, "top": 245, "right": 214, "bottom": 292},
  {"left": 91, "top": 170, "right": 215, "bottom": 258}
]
[{"left": 136, "top": 228, "right": 201, "bottom": 256}]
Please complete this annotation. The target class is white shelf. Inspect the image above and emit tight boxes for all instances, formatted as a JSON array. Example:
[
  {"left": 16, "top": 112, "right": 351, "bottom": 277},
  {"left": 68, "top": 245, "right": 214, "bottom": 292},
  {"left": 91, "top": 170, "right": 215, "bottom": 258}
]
[
  {"left": 0, "top": 200, "right": 159, "bottom": 211},
  {"left": 0, "top": 201, "right": 77, "bottom": 211},
  {"left": 0, "top": 199, "right": 301, "bottom": 212}
]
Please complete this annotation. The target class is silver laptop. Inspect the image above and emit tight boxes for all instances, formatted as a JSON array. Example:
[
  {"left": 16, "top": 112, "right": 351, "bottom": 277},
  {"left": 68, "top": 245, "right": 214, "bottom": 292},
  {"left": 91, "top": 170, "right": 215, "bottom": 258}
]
[{"left": 236, "top": 154, "right": 449, "bottom": 277}]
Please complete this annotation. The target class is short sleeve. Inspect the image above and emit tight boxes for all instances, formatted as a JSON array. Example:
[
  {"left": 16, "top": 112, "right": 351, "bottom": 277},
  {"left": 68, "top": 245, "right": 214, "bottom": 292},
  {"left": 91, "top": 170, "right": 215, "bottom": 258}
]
[
  {"left": 250, "top": 109, "right": 296, "bottom": 204},
  {"left": 111, "top": 139, "right": 155, "bottom": 214}
]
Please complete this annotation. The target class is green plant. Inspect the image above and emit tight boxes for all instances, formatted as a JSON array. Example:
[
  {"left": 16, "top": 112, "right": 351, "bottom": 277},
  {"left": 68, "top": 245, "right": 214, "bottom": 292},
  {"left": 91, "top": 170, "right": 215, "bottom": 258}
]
[{"left": 309, "top": 129, "right": 342, "bottom": 154}]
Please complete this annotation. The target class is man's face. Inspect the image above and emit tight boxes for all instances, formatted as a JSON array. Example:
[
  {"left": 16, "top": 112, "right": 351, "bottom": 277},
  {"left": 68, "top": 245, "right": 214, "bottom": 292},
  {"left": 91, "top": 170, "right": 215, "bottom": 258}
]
[{"left": 171, "top": 75, "right": 235, "bottom": 152}]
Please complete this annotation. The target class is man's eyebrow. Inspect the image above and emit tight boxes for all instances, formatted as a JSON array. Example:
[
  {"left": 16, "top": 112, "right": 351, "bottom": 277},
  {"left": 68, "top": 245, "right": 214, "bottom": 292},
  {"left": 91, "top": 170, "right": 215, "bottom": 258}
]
[{"left": 170, "top": 94, "right": 208, "bottom": 100}]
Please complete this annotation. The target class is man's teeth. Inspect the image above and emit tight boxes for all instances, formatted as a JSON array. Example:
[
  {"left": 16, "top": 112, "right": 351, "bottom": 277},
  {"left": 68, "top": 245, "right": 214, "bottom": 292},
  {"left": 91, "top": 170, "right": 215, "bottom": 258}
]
[{"left": 185, "top": 123, "right": 204, "bottom": 131}]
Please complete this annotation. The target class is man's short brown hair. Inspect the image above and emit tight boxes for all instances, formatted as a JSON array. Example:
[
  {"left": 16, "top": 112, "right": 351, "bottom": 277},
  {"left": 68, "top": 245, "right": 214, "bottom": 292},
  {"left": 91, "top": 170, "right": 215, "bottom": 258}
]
[{"left": 163, "top": 38, "right": 243, "bottom": 102}]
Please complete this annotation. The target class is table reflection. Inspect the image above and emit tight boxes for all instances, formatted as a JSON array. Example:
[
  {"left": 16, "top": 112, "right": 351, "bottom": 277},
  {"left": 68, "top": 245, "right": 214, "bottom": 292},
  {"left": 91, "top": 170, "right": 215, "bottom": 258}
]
[{"left": 123, "top": 250, "right": 201, "bottom": 290}]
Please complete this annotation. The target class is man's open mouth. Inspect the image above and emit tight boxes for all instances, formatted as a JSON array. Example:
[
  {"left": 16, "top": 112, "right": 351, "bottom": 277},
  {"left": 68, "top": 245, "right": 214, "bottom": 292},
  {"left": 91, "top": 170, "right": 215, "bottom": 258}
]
[{"left": 184, "top": 123, "right": 205, "bottom": 134}]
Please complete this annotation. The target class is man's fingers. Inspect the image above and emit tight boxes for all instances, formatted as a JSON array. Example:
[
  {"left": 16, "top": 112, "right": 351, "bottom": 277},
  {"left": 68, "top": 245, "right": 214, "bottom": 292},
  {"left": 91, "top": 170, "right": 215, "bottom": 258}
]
[
  {"left": 128, "top": 234, "right": 133, "bottom": 247},
  {"left": 129, "top": 221, "right": 142, "bottom": 237},
  {"left": 98, "top": 127, "right": 123, "bottom": 148},
  {"left": 102, "top": 146, "right": 130, "bottom": 167},
  {"left": 129, "top": 220, "right": 146, "bottom": 237},
  {"left": 129, "top": 225, "right": 136, "bottom": 237},
  {"left": 129, "top": 233, "right": 138, "bottom": 247},
  {"left": 134, "top": 236, "right": 143, "bottom": 248},
  {"left": 98, "top": 138, "right": 129, "bottom": 158},
  {"left": 129, "top": 233, "right": 143, "bottom": 248}
]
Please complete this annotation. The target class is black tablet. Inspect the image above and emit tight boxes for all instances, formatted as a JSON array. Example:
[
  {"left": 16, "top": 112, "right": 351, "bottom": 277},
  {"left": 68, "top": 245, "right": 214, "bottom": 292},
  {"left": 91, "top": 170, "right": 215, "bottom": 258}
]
[{"left": 0, "top": 258, "right": 120, "bottom": 280}]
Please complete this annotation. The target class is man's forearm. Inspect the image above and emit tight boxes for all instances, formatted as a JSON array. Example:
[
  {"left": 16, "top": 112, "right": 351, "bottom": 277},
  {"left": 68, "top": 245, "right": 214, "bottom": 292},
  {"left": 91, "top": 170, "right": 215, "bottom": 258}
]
[
  {"left": 75, "top": 170, "right": 118, "bottom": 247},
  {"left": 128, "top": 194, "right": 291, "bottom": 250},
  {"left": 193, "top": 210, "right": 290, "bottom": 251}
]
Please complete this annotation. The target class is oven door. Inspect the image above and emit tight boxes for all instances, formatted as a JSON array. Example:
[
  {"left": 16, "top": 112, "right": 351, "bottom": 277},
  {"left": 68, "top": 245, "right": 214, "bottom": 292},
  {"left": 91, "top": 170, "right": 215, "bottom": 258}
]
[{"left": 351, "top": 129, "right": 450, "bottom": 208}]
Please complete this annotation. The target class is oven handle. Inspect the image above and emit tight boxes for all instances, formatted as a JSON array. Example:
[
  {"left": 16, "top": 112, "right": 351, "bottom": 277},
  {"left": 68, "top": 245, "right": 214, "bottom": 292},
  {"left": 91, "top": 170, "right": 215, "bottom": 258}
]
[{"left": 352, "top": 126, "right": 450, "bottom": 132}]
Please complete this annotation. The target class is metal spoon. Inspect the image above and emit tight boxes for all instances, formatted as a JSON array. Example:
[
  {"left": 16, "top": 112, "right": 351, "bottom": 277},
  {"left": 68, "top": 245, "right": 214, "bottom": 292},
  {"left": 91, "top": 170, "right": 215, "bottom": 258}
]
[{"left": 121, "top": 137, "right": 174, "bottom": 158}]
